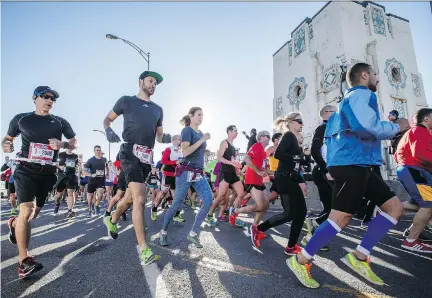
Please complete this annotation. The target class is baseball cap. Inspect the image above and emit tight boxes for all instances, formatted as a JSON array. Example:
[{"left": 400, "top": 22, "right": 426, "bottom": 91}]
[
  {"left": 139, "top": 71, "right": 163, "bottom": 85},
  {"left": 389, "top": 110, "right": 399, "bottom": 119},
  {"left": 33, "top": 86, "right": 59, "bottom": 98},
  {"left": 251, "top": 128, "right": 257, "bottom": 134}
]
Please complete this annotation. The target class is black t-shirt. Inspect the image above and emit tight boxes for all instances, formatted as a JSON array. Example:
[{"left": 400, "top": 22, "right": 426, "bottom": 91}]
[
  {"left": 84, "top": 156, "right": 107, "bottom": 181},
  {"left": 221, "top": 140, "right": 236, "bottom": 173},
  {"left": 58, "top": 152, "right": 79, "bottom": 175},
  {"left": 311, "top": 122, "right": 328, "bottom": 174},
  {"left": 112, "top": 96, "right": 163, "bottom": 148},
  {"left": 7, "top": 112, "right": 76, "bottom": 173},
  {"left": 275, "top": 131, "right": 303, "bottom": 174}
]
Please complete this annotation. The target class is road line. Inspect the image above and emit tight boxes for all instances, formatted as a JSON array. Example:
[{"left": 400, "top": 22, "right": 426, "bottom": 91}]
[{"left": 136, "top": 245, "right": 172, "bottom": 298}]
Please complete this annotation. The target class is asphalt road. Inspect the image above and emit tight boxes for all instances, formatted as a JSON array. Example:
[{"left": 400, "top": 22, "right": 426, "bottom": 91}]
[{"left": 1, "top": 195, "right": 431, "bottom": 298}]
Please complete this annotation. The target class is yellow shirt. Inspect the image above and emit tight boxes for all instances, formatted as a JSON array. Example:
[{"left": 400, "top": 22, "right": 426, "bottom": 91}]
[{"left": 269, "top": 156, "right": 279, "bottom": 172}]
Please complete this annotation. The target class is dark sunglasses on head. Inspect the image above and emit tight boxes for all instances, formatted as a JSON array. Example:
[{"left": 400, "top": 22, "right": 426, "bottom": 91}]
[
  {"left": 263, "top": 135, "right": 271, "bottom": 138},
  {"left": 292, "top": 119, "right": 303, "bottom": 125},
  {"left": 39, "top": 94, "right": 56, "bottom": 101}
]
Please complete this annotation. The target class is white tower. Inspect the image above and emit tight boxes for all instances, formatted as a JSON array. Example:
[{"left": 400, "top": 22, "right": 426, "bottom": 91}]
[{"left": 272, "top": 1, "right": 429, "bottom": 179}]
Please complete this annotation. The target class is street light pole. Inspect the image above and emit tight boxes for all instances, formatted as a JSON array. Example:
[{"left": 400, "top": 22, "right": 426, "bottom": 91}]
[
  {"left": 106, "top": 34, "right": 150, "bottom": 70},
  {"left": 93, "top": 129, "right": 111, "bottom": 161}
]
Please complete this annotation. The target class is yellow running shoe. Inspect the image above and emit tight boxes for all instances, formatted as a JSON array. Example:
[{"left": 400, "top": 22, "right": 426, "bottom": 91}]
[
  {"left": 286, "top": 255, "right": 320, "bottom": 289},
  {"left": 341, "top": 252, "right": 384, "bottom": 285}
]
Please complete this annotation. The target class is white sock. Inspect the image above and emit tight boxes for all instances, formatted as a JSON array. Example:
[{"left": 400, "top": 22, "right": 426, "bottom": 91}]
[
  {"left": 189, "top": 231, "right": 197, "bottom": 237},
  {"left": 160, "top": 229, "right": 167, "bottom": 235},
  {"left": 406, "top": 238, "right": 415, "bottom": 243}
]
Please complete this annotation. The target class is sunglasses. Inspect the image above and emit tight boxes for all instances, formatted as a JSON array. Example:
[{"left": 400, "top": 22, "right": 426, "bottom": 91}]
[
  {"left": 262, "top": 135, "right": 271, "bottom": 138},
  {"left": 39, "top": 94, "right": 56, "bottom": 101},
  {"left": 292, "top": 119, "right": 304, "bottom": 125}
]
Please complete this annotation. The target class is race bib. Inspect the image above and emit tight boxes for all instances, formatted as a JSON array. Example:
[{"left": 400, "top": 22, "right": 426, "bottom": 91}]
[
  {"left": 187, "top": 171, "right": 202, "bottom": 183},
  {"left": 29, "top": 143, "right": 54, "bottom": 161},
  {"left": 95, "top": 170, "right": 104, "bottom": 177},
  {"left": 65, "top": 159, "right": 76, "bottom": 168},
  {"left": 150, "top": 179, "right": 158, "bottom": 184},
  {"left": 133, "top": 144, "right": 153, "bottom": 164}
]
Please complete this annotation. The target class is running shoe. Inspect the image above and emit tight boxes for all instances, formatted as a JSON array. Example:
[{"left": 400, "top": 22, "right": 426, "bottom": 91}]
[
  {"left": 419, "top": 231, "right": 432, "bottom": 242},
  {"left": 257, "top": 230, "right": 267, "bottom": 239},
  {"left": 159, "top": 232, "right": 170, "bottom": 246},
  {"left": 151, "top": 210, "right": 157, "bottom": 221},
  {"left": 95, "top": 205, "right": 101, "bottom": 215},
  {"left": 103, "top": 216, "right": 118, "bottom": 239},
  {"left": 66, "top": 211, "right": 76, "bottom": 219},
  {"left": 18, "top": 256, "right": 43, "bottom": 279},
  {"left": 286, "top": 256, "right": 320, "bottom": 289},
  {"left": 140, "top": 248, "right": 161, "bottom": 265},
  {"left": 173, "top": 214, "right": 185, "bottom": 223},
  {"left": 8, "top": 216, "right": 17, "bottom": 244},
  {"left": 53, "top": 203, "right": 60, "bottom": 215},
  {"left": 284, "top": 244, "right": 302, "bottom": 255},
  {"left": 217, "top": 216, "right": 228, "bottom": 222},
  {"left": 10, "top": 208, "right": 17, "bottom": 215},
  {"left": 341, "top": 252, "right": 384, "bottom": 285},
  {"left": 240, "top": 198, "right": 249, "bottom": 208},
  {"left": 425, "top": 224, "right": 432, "bottom": 233},
  {"left": 250, "top": 225, "right": 260, "bottom": 248},
  {"left": 87, "top": 211, "right": 92, "bottom": 218},
  {"left": 191, "top": 201, "right": 196, "bottom": 209},
  {"left": 229, "top": 211, "right": 244, "bottom": 227},
  {"left": 401, "top": 239, "right": 432, "bottom": 253},
  {"left": 187, "top": 234, "right": 203, "bottom": 248},
  {"left": 104, "top": 210, "right": 111, "bottom": 217},
  {"left": 205, "top": 216, "right": 217, "bottom": 226}
]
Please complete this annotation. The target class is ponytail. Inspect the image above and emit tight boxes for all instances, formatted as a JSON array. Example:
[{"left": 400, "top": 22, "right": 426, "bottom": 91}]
[
  {"left": 180, "top": 115, "right": 191, "bottom": 126},
  {"left": 273, "top": 117, "right": 285, "bottom": 132}
]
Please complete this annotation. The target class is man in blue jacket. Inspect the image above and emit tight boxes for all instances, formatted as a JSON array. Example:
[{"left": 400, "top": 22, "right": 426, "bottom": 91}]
[{"left": 287, "top": 62, "right": 410, "bottom": 288}]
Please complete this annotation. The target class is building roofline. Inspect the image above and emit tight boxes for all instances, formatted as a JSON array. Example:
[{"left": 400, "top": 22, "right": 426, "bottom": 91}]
[
  {"left": 273, "top": 40, "right": 291, "bottom": 57},
  {"left": 387, "top": 13, "right": 409, "bottom": 23}
]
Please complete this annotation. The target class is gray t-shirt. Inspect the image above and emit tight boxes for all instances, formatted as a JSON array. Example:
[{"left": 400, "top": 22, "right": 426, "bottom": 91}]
[
  {"left": 181, "top": 126, "right": 207, "bottom": 168},
  {"left": 113, "top": 96, "right": 163, "bottom": 149},
  {"left": 84, "top": 156, "right": 107, "bottom": 181}
]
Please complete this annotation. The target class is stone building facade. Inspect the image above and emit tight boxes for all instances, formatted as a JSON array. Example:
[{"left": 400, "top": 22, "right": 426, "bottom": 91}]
[{"left": 272, "top": 1, "right": 429, "bottom": 179}]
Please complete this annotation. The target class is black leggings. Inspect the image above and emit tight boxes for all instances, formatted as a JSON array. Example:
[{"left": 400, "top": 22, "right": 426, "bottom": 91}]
[
  {"left": 312, "top": 167, "right": 333, "bottom": 225},
  {"left": 257, "top": 175, "right": 307, "bottom": 247}
]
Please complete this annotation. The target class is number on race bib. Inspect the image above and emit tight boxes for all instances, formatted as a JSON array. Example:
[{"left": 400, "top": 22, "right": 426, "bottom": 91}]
[
  {"left": 95, "top": 170, "right": 104, "bottom": 177},
  {"left": 187, "top": 171, "right": 202, "bottom": 183},
  {"left": 65, "top": 159, "right": 76, "bottom": 168},
  {"left": 28, "top": 143, "right": 54, "bottom": 161},
  {"left": 133, "top": 144, "right": 153, "bottom": 164}
]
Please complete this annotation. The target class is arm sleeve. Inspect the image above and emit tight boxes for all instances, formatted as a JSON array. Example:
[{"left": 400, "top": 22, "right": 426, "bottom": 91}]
[
  {"left": 60, "top": 118, "right": 76, "bottom": 139},
  {"left": 161, "top": 148, "right": 176, "bottom": 165},
  {"left": 113, "top": 96, "right": 126, "bottom": 116},
  {"left": 274, "top": 133, "right": 295, "bottom": 163},
  {"left": 349, "top": 92, "right": 400, "bottom": 140},
  {"left": 157, "top": 107, "right": 163, "bottom": 127},
  {"left": 7, "top": 114, "right": 21, "bottom": 137},
  {"left": 311, "top": 125, "right": 328, "bottom": 173},
  {"left": 409, "top": 129, "right": 432, "bottom": 166}
]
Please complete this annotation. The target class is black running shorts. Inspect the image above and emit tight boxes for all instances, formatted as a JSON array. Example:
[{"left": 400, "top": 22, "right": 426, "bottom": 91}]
[
  {"left": 87, "top": 177, "right": 105, "bottom": 194},
  {"left": 13, "top": 165, "right": 57, "bottom": 208},
  {"left": 244, "top": 184, "right": 266, "bottom": 193},
  {"left": 117, "top": 171, "right": 127, "bottom": 191},
  {"left": 269, "top": 177, "right": 279, "bottom": 194},
  {"left": 9, "top": 181, "right": 15, "bottom": 194},
  {"left": 220, "top": 170, "right": 240, "bottom": 185},
  {"left": 328, "top": 166, "right": 395, "bottom": 215},
  {"left": 163, "top": 175, "right": 176, "bottom": 190},
  {"left": 55, "top": 173, "right": 78, "bottom": 192}
]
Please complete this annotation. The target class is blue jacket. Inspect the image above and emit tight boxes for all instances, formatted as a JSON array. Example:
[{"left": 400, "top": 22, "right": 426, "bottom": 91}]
[{"left": 324, "top": 86, "right": 400, "bottom": 167}]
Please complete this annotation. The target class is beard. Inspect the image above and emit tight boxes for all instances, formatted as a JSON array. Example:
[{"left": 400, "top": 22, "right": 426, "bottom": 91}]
[
  {"left": 142, "top": 86, "right": 155, "bottom": 96},
  {"left": 368, "top": 81, "right": 377, "bottom": 92}
]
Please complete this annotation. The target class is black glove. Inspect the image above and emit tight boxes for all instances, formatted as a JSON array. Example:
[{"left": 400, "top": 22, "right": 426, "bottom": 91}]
[
  {"left": 161, "top": 133, "right": 172, "bottom": 144},
  {"left": 105, "top": 127, "right": 121, "bottom": 143}
]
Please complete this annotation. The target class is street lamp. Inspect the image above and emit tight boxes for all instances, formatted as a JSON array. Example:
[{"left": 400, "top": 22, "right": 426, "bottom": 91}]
[
  {"left": 93, "top": 129, "right": 111, "bottom": 161},
  {"left": 105, "top": 33, "right": 150, "bottom": 70}
]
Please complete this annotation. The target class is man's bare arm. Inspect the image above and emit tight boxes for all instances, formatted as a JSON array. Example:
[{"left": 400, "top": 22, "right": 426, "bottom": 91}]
[
  {"left": 103, "top": 111, "right": 119, "bottom": 129},
  {"left": 156, "top": 126, "right": 163, "bottom": 143}
]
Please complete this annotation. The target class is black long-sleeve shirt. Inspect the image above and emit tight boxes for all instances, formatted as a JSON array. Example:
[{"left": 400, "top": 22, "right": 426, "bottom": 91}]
[
  {"left": 275, "top": 132, "right": 305, "bottom": 183},
  {"left": 311, "top": 122, "right": 328, "bottom": 174},
  {"left": 246, "top": 133, "right": 257, "bottom": 152}
]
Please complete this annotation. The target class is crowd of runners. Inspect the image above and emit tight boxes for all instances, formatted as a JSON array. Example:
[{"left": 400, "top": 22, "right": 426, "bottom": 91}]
[{"left": 1, "top": 63, "right": 432, "bottom": 289}]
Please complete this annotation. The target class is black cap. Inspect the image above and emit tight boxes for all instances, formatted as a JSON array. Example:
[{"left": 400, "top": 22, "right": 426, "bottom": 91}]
[
  {"left": 139, "top": 71, "right": 163, "bottom": 84},
  {"left": 33, "top": 86, "right": 59, "bottom": 98},
  {"left": 251, "top": 128, "right": 257, "bottom": 134},
  {"left": 389, "top": 110, "right": 399, "bottom": 119}
]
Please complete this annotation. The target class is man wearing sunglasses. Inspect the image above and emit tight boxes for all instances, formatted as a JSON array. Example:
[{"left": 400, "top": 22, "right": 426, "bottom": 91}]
[
  {"left": 2, "top": 86, "right": 78, "bottom": 279},
  {"left": 102, "top": 71, "right": 172, "bottom": 265}
]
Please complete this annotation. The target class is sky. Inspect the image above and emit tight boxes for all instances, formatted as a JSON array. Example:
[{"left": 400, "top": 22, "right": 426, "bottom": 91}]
[{"left": 1, "top": 1, "right": 431, "bottom": 163}]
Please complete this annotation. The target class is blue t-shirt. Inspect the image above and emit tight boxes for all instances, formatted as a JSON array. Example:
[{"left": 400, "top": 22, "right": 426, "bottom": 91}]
[{"left": 181, "top": 126, "right": 207, "bottom": 168}]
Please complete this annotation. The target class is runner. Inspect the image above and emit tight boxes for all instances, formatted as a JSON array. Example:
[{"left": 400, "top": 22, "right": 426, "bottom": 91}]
[
  {"left": 159, "top": 107, "right": 212, "bottom": 248},
  {"left": 105, "top": 160, "right": 119, "bottom": 204},
  {"left": 147, "top": 166, "right": 161, "bottom": 206},
  {"left": 253, "top": 116, "right": 308, "bottom": 253},
  {"left": 1, "top": 155, "right": 19, "bottom": 214},
  {"left": 207, "top": 125, "right": 244, "bottom": 226},
  {"left": 395, "top": 107, "right": 432, "bottom": 253},
  {"left": 266, "top": 133, "right": 282, "bottom": 204},
  {"left": 230, "top": 131, "right": 271, "bottom": 241},
  {"left": 152, "top": 135, "right": 184, "bottom": 222},
  {"left": 102, "top": 70, "right": 171, "bottom": 265},
  {"left": 104, "top": 153, "right": 127, "bottom": 221},
  {"left": 82, "top": 145, "right": 107, "bottom": 217},
  {"left": 302, "top": 105, "right": 336, "bottom": 247},
  {"left": 52, "top": 148, "right": 80, "bottom": 218},
  {"left": 3, "top": 86, "right": 78, "bottom": 278},
  {"left": 287, "top": 62, "right": 409, "bottom": 288}
]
